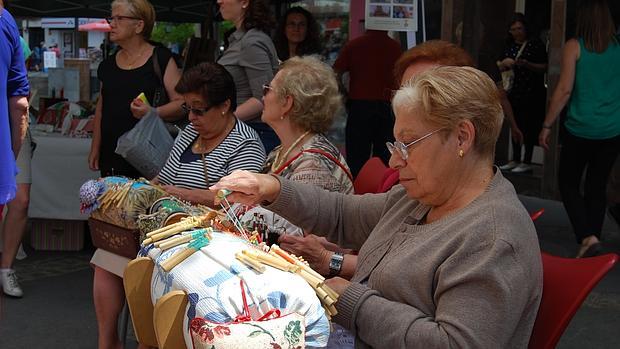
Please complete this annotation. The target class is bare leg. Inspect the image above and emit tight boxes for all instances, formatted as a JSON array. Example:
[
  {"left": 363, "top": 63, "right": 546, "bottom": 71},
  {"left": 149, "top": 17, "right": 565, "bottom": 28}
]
[
  {"left": 93, "top": 266, "right": 125, "bottom": 349},
  {"left": 1, "top": 184, "right": 30, "bottom": 269}
]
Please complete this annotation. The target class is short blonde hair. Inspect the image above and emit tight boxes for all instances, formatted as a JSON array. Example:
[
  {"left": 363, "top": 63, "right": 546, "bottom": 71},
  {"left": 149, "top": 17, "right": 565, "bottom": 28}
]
[
  {"left": 392, "top": 66, "right": 503, "bottom": 158},
  {"left": 276, "top": 56, "right": 342, "bottom": 134},
  {"left": 112, "top": 0, "right": 156, "bottom": 40}
]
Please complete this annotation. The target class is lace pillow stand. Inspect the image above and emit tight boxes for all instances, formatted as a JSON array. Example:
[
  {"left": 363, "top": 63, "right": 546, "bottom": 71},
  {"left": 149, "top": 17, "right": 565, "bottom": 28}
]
[{"left": 189, "top": 280, "right": 305, "bottom": 349}]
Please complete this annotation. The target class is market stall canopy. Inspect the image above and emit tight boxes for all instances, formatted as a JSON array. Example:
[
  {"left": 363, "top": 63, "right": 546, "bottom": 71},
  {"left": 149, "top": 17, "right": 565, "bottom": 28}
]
[
  {"left": 78, "top": 18, "right": 110, "bottom": 32},
  {"left": 9, "top": 0, "right": 300, "bottom": 23},
  {"left": 11, "top": 0, "right": 211, "bottom": 23}
]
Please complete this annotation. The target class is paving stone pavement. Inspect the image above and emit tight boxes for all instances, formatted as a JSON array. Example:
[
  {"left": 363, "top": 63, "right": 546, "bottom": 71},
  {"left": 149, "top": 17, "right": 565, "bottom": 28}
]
[{"left": 14, "top": 253, "right": 91, "bottom": 282}]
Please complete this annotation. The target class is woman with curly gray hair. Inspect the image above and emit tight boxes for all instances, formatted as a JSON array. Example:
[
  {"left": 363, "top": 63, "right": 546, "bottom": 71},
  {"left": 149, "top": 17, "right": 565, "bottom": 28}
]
[
  {"left": 236, "top": 56, "right": 352, "bottom": 238},
  {"left": 262, "top": 55, "right": 351, "bottom": 191}
]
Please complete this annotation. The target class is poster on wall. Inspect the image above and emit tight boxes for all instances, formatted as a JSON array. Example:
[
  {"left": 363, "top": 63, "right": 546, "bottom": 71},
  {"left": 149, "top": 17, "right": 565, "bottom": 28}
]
[
  {"left": 63, "top": 32, "right": 73, "bottom": 57},
  {"left": 43, "top": 51, "right": 57, "bottom": 68},
  {"left": 365, "top": 0, "right": 418, "bottom": 32}
]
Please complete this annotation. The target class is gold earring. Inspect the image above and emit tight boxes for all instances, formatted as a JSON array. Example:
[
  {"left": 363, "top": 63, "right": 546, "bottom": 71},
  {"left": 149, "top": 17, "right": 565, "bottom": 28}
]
[
  {"left": 458, "top": 149, "right": 464, "bottom": 158},
  {"left": 221, "top": 111, "right": 225, "bottom": 116}
]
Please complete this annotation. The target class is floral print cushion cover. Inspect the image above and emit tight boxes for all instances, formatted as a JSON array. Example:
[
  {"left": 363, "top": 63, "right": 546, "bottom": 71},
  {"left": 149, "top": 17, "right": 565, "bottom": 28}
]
[{"left": 190, "top": 311, "right": 305, "bottom": 349}]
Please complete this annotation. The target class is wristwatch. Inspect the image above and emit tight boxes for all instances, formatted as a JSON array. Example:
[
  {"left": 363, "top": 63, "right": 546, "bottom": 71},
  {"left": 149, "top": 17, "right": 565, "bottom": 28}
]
[{"left": 328, "top": 252, "right": 344, "bottom": 277}]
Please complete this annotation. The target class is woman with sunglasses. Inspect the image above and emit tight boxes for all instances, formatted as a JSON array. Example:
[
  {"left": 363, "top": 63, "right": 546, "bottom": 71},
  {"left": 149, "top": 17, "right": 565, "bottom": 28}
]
[
  {"left": 212, "top": 66, "right": 542, "bottom": 348},
  {"left": 89, "top": 0, "right": 184, "bottom": 180},
  {"left": 91, "top": 61, "right": 265, "bottom": 349},
  {"left": 154, "top": 62, "right": 265, "bottom": 205},
  {"left": 232, "top": 56, "right": 352, "bottom": 239}
]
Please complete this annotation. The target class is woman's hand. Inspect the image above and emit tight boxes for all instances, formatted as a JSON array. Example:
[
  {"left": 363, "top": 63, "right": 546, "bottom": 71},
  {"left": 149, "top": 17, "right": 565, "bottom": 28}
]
[
  {"left": 209, "top": 170, "right": 281, "bottom": 206},
  {"left": 539, "top": 128, "right": 552, "bottom": 151},
  {"left": 515, "top": 58, "right": 529, "bottom": 67},
  {"left": 130, "top": 98, "right": 151, "bottom": 119},
  {"left": 510, "top": 124, "right": 524, "bottom": 144},
  {"left": 161, "top": 185, "right": 189, "bottom": 200},
  {"left": 324, "top": 277, "right": 351, "bottom": 296},
  {"left": 88, "top": 148, "right": 99, "bottom": 171},
  {"left": 279, "top": 234, "right": 331, "bottom": 276},
  {"left": 498, "top": 58, "right": 515, "bottom": 71}
]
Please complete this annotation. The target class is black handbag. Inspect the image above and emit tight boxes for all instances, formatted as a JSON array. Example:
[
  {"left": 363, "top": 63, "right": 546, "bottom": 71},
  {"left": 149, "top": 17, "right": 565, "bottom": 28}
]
[
  {"left": 152, "top": 47, "right": 170, "bottom": 108},
  {"left": 152, "top": 46, "right": 188, "bottom": 137}
]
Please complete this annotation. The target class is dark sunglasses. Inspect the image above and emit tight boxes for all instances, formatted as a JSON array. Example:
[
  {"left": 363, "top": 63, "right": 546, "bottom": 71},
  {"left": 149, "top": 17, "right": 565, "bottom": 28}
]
[
  {"left": 182, "top": 103, "right": 212, "bottom": 116},
  {"left": 105, "top": 15, "right": 141, "bottom": 24}
]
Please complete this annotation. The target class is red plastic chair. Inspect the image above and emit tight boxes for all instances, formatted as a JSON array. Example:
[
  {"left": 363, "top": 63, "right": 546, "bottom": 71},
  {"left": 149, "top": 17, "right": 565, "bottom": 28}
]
[
  {"left": 530, "top": 208, "right": 545, "bottom": 221},
  {"left": 528, "top": 252, "right": 619, "bottom": 349},
  {"left": 379, "top": 168, "right": 399, "bottom": 193},
  {"left": 353, "top": 157, "right": 387, "bottom": 194}
]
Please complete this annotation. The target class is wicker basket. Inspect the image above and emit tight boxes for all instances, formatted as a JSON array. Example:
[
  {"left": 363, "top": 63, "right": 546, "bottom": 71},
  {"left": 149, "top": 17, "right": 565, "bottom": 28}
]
[{"left": 88, "top": 218, "right": 141, "bottom": 259}]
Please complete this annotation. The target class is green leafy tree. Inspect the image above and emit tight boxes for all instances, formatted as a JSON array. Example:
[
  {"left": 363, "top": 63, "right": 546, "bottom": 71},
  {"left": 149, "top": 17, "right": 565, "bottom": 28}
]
[{"left": 151, "top": 22, "right": 196, "bottom": 46}]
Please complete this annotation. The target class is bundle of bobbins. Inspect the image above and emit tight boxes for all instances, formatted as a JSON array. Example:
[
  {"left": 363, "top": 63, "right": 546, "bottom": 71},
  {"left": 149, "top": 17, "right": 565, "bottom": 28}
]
[{"left": 236, "top": 244, "right": 339, "bottom": 319}]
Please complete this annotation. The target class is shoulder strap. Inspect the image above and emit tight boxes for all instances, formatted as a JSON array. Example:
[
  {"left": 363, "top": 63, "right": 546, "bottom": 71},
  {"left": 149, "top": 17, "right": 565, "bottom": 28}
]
[
  {"left": 274, "top": 149, "right": 353, "bottom": 182},
  {"left": 152, "top": 46, "right": 164, "bottom": 84},
  {"left": 515, "top": 41, "right": 528, "bottom": 60}
]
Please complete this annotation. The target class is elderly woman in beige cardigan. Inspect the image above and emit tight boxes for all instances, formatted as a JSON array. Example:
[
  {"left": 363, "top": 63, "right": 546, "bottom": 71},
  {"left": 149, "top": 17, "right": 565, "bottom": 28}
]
[{"left": 211, "top": 66, "right": 542, "bottom": 348}]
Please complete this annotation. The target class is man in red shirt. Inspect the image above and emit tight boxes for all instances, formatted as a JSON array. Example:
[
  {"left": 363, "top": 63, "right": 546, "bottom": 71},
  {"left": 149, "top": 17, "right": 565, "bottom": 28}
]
[{"left": 333, "top": 29, "right": 402, "bottom": 177}]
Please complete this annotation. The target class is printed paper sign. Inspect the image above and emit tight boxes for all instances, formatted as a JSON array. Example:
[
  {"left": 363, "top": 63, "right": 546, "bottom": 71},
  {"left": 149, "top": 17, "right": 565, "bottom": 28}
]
[
  {"left": 365, "top": 0, "right": 418, "bottom": 32},
  {"left": 43, "top": 51, "right": 57, "bottom": 68}
]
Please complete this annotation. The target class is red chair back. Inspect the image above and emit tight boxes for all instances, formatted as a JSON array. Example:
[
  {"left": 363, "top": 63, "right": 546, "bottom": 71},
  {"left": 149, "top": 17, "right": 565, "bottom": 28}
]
[
  {"left": 353, "top": 157, "right": 387, "bottom": 194},
  {"left": 528, "top": 252, "right": 619, "bottom": 349},
  {"left": 379, "top": 168, "right": 399, "bottom": 193}
]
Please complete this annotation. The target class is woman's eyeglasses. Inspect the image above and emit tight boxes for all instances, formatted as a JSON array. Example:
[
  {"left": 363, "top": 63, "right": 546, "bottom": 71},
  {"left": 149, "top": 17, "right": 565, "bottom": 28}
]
[
  {"left": 386, "top": 127, "right": 445, "bottom": 160},
  {"left": 105, "top": 15, "right": 141, "bottom": 24},
  {"left": 262, "top": 84, "right": 274, "bottom": 96},
  {"left": 182, "top": 103, "right": 212, "bottom": 116}
]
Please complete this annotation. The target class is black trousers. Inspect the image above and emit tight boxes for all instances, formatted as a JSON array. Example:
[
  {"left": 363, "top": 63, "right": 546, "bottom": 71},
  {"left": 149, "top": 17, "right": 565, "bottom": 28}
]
[
  {"left": 345, "top": 99, "right": 394, "bottom": 177},
  {"left": 559, "top": 131, "right": 620, "bottom": 243},
  {"left": 510, "top": 93, "right": 545, "bottom": 164}
]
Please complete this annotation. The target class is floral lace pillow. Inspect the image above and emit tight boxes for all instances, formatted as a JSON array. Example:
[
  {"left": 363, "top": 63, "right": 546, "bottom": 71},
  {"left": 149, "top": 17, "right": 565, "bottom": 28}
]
[{"left": 189, "top": 312, "right": 305, "bottom": 349}]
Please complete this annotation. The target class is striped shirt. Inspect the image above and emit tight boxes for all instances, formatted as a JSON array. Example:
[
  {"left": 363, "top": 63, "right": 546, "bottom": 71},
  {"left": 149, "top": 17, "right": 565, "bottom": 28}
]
[{"left": 158, "top": 121, "right": 266, "bottom": 189}]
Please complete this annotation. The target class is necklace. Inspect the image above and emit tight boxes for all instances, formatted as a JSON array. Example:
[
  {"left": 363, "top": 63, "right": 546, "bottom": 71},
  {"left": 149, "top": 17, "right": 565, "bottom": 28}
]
[
  {"left": 192, "top": 138, "right": 210, "bottom": 186},
  {"left": 123, "top": 46, "right": 146, "bottom": 68},
  {"left": 201, "top": 153, "right": 209, "bottom": 187},
  {"left": 192, "top": 137, "right": 209, "bottom": 154},
  {"left": 271, "top": 131, "right": 311, "bottom": 172}
]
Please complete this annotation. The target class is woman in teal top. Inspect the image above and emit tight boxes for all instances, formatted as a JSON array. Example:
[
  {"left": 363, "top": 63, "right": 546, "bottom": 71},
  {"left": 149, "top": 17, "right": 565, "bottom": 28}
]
[{"left": 540, "top": 0, "right": 620, "bottom": 258}]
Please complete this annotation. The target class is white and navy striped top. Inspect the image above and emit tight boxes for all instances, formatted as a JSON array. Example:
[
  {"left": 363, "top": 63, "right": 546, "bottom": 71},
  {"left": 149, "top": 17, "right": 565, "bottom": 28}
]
[{"left": 158, "top": 121, "right": 266, "bottom": 189}]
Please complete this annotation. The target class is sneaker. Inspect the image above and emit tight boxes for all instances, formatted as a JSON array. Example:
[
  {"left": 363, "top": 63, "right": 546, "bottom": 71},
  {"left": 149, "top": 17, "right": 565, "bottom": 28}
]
[
  {"left": 1, "top": 269, "right": 23, "bottom": 297},
  {"left": 499, "top": 161, "right": 519, "bottom": 171},
  {"left": 511, "top": 163, "right": 532, "bottom": 173}
]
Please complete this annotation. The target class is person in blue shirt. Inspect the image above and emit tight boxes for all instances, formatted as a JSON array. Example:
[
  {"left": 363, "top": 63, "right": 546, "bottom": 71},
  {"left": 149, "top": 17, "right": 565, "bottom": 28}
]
[{"left": 0, "top": 0, "right": 30, "bottom": 297}]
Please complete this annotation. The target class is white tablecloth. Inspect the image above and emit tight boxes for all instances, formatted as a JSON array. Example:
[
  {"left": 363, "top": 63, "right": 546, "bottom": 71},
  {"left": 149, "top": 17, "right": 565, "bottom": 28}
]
[{"left": 28, "top": 132, "right": 98, "bottom": 220}]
